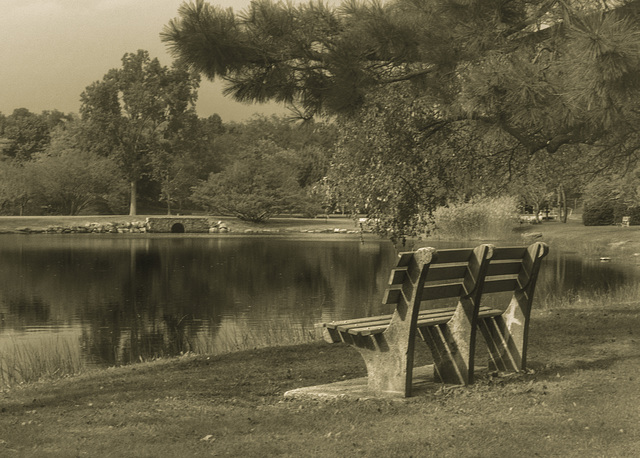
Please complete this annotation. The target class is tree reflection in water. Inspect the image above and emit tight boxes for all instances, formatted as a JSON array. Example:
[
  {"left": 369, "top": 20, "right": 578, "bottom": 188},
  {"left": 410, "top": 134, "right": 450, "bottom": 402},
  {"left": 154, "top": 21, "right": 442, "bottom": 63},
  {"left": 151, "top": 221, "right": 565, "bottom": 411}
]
[{"left": 0, "top": 235, "right": 637, "bottom": 368}]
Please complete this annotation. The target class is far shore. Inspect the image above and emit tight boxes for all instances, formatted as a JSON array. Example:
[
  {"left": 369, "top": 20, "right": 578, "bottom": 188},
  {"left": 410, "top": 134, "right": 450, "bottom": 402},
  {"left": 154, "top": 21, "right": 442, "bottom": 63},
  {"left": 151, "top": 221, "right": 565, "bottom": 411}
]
[
  {"left": 3, "top": 214, "right": 640, "bottom": 263},
  {"left": 0, "top": 214, "right": 361, "bottom": 235}
]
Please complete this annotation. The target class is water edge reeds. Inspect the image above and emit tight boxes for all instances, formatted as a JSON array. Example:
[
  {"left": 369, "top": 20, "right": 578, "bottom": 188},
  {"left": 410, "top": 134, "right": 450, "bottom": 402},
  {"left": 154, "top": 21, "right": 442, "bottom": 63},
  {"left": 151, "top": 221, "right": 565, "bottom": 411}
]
[
  {"left": 0, "top": 334, "right": 86, "bottom": 388},
  {"left": 190, "top": 318, "right": 318, "bottom": 356}
]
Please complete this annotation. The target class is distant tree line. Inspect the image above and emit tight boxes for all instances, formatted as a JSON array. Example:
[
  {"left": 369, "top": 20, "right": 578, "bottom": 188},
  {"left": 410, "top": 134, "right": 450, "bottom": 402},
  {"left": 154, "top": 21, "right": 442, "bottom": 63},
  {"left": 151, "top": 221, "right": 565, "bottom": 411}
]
[
  {"left": 0, "top": 52, "right": 337, "bottom": 221},
  {"left": 0, "top": 106, "right": 336, "bottom": 220}
]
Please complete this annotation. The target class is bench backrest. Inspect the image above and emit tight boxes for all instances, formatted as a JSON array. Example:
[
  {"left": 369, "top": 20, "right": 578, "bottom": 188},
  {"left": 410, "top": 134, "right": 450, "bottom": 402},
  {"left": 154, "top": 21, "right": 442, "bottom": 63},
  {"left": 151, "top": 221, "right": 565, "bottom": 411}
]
[
  {"left": 383, "top": 242, "right": 549, "bottom": 309},
  {"left": 383, "top": 244, "right": 494, "bottom": 307},
  {"left": 481, "top": 243, "right": 549, "bottom": 298}
]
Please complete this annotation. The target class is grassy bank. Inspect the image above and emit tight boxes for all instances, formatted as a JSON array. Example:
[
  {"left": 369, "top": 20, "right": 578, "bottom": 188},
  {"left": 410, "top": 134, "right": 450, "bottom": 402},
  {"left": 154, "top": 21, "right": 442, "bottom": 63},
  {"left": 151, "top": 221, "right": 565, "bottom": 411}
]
[
  {"left": 0, "top": 304, "right": 638, "bottom": 456},
  {"left": 1, "top": 216, "right": 640, "bottom": 455},
  {"left": 522, "top": 217, "right": 640, "bottom": 262}
]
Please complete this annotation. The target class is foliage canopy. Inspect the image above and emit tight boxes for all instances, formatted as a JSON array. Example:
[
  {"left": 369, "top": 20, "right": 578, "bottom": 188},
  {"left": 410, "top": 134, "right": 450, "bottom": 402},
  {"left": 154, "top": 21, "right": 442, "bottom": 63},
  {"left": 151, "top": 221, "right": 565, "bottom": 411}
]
[
  {"left": 80, "top": 50, "right": 201, "bottom": 215},
  {"left": 162, "top": 0, "right": 640, "bottom": 234},
  {"left": 163, "top": 0, "right": 640, "bottom": 159}
]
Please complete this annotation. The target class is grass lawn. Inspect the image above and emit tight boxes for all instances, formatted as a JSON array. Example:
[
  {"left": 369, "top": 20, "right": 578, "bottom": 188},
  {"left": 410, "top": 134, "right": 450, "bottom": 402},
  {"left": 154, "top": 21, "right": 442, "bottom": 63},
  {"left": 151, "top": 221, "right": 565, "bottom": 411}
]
[
  {"left": 1, "top": 307, "right": 639, "bottom": 457},
  {"left": 0, "top": 215, "right": 639, "bottom": 456},
  {"left": 519, "top": 216, "right": 640, "bottom": 262}
]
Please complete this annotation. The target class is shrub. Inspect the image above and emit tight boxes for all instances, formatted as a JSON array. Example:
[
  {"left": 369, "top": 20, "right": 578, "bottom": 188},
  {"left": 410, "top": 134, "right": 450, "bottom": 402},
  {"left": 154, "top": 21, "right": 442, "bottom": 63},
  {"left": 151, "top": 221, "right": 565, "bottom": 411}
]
[
  {"left": 430, "top": 196, "right": 519, "bottom": 240},
  {"left": 191, "top": 151, "right": 303, "bottom": 223},
  {"left": 626, "top": 207, "right": 640, "bottom": 226},
  {"left": 582, "top": 200, "right": 615, "bottom": 226}
]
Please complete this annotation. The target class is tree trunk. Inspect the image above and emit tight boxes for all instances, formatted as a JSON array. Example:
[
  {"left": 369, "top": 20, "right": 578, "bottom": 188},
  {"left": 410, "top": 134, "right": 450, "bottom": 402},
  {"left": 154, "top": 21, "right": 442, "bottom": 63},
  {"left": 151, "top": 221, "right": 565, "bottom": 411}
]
[
  {"left": 559, "top": 185, "right": 567, "bottom": 223},
  {"left": 129, "top": 180, "right": 137, "bottom": 216}
]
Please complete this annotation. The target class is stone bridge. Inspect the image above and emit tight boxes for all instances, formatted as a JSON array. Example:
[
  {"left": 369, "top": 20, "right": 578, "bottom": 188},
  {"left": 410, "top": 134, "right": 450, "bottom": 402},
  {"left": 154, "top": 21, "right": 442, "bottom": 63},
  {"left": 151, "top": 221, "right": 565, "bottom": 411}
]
[{"left": 145, "top": 217, "right": 211, "bottom": 233}]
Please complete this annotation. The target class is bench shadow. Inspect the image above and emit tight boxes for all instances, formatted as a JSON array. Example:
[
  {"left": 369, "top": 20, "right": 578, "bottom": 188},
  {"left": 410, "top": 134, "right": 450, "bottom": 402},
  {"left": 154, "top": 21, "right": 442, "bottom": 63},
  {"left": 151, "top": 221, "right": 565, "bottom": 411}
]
[{"left": 474, "top": 352, "right": 640, "bottom": 389}]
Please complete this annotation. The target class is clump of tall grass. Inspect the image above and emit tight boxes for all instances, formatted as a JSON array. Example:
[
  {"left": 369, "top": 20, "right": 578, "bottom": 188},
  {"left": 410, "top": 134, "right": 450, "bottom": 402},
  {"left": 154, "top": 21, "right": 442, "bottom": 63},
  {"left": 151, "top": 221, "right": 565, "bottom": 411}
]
[
  {"left": 429, "top": 196, "right": 520, "bottom": 241},
  {"left": 538, "top": 281, "right": 640, "bottom": 311},
  {"left": 190, "top": 319, "right": 317, "bottom": 356},
  {"left": 0, "top": 335, "right": 86, "bottom": 388}
]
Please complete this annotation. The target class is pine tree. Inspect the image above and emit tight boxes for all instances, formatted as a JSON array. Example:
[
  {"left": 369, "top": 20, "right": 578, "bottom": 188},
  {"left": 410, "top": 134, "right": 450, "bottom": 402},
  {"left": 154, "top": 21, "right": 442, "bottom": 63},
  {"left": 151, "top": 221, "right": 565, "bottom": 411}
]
[{"left": 163, "top": 0, "right": 640, "bottom": 234}]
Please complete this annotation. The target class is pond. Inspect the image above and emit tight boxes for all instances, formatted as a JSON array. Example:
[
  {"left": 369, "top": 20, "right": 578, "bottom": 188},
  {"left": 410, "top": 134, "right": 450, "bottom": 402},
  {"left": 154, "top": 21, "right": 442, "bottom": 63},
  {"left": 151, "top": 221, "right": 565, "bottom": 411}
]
[{"left": 0, "top": 233, "right": 638, "bottom": 375}]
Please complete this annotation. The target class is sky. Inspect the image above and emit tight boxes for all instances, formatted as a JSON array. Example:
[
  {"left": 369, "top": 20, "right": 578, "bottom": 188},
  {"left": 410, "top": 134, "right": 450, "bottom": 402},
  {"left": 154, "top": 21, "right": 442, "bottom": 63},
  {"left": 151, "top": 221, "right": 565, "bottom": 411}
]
[{"left": 0, "top": 0, "right": 292, "bottom": 122}]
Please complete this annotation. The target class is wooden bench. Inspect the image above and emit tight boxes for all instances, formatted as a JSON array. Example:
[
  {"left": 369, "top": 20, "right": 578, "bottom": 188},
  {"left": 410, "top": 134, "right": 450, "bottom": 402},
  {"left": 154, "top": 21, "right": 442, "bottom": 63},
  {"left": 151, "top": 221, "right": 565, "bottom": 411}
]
[{"left": 319, "top": 242, "right": 549, "bottom": 397}]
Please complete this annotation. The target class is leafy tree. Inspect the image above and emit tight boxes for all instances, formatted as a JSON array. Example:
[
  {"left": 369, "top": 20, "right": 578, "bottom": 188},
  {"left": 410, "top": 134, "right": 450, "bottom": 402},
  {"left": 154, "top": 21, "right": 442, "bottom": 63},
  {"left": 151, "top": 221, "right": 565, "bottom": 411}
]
[
  {"left": 581, "top": 166, "right": 640, "bottom": 225},
  {"left": 41, "top": 110, "right": 73, "bottom": 130},
  {"left": 150, "top": 112, "right": 233, "bottom": 215},
  {"left": 195, "top": 114, "right": 336, "bottom": 218},
  {"left": 80, "top": 50, "right": 200, "bottom": 215},
  {"left": 1, "top": 108, "right": 53, "bottom": 161},
  {"left": 191, "top": 140, "right": 303, "bottom": 222},
  {"left": 214, "top": 115, "right": 336, "bottom": 169},
  {"left": 0, "top": 112, "right": 6, "bottom": 150},
  {"left": 328, "top": 86, "right": 504, "bottom": 239},
  {"left": 32, "top": 150, "right": 126, "bottom": 215},
  {"left": 513, "top": 167, "right": 553, "bottom": 223},
  {"left": 163, "top": 0, "right": 640, "bottom": 234},
  {"left": 150, "top": 116, "right": 201, "bottom": 214},
  {"left": 0, "top": 159, "right": 39, "bottom": 215},
  {"left": 31, "top": 123, "right": 127, "bottom": 215}
]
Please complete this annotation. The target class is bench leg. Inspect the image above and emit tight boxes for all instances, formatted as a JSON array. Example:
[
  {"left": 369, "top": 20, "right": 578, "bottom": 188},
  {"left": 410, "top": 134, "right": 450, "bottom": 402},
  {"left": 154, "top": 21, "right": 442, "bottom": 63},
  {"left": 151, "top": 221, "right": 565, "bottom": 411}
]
[
  {"left": 479, "top": 291, "right": 531, "bottom": 372},
  {"left": 348, "top": 247, "right": 433, "bottom": 397},
  {"left": 341, "top": 333, "right": 415, "bottom": 397},
  {"left": 419, "top": 301, "right": 477, "bottom": 385}
]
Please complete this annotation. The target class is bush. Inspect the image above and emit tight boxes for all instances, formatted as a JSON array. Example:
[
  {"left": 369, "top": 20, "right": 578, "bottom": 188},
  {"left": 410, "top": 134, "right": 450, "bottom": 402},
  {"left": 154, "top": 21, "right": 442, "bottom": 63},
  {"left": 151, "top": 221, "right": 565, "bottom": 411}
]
[
  {"left": 582, "top": 200, "right": 615, "bottom": 226},
  {"left": 626, "top": 207, "right": 640, "bottom": 226},
  {"left": 190, "top": 151, "right": 303, "bottom": 223},
  {"left": 582, "top": 200, "right": 640, "bottom": 226},
  {"left": 430, "top": 196, "right": 519, "bottom": 240}
]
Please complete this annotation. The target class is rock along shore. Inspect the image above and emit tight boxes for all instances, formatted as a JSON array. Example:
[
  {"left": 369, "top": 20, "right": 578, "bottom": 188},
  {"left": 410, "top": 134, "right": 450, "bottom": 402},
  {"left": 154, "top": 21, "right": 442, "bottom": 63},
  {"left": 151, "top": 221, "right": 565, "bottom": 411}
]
[{"left": 6, "top": 217, "right": 365, "bottom": 235}]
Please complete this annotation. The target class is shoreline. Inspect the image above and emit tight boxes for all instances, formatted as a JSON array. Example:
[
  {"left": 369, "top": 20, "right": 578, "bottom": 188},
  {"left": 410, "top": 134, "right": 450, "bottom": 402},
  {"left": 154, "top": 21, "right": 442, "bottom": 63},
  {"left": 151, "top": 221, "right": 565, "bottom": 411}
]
[
  {"left": 0, "top": 214, "right": 363, "bottom": 235},
  {"left": 1, "top": 306, "right": 638, "bottom": 456},
  {"left": 4, "top": 215, "right": 640, "bottom": 263}
]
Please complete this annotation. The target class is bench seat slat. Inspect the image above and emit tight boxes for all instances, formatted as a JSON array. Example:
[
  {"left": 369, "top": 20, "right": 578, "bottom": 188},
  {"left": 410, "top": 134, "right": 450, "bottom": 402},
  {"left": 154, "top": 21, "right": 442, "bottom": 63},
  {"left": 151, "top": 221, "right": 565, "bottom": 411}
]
[
  {"left": 345, "top": 306, "right": 503, "bottom": 336},
  {"left": 325, "top": 313, "right": 394, "bottom": 327},
  {"left": 340, "top": 307, "right": 460, "bottom": 334},
  {"left": 325, "top": 305, "right": 497, "bottom": 331},
  {"left": 326, "top": 306, "right": 458, "bottom": 331}
]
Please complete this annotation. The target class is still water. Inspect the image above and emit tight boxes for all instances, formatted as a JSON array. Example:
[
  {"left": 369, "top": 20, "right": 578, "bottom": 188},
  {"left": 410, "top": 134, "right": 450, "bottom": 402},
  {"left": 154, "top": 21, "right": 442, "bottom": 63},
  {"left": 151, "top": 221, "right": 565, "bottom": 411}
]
[{"left": 0, "top": 234, "right": 638, "bottom": 367}]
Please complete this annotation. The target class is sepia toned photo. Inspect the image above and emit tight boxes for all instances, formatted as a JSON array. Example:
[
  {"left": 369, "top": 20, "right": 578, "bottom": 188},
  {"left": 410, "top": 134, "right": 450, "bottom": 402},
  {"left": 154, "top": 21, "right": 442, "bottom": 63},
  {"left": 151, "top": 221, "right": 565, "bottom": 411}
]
[{"left": 1, "top": 0, "right": 639, "bottom": 456}]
